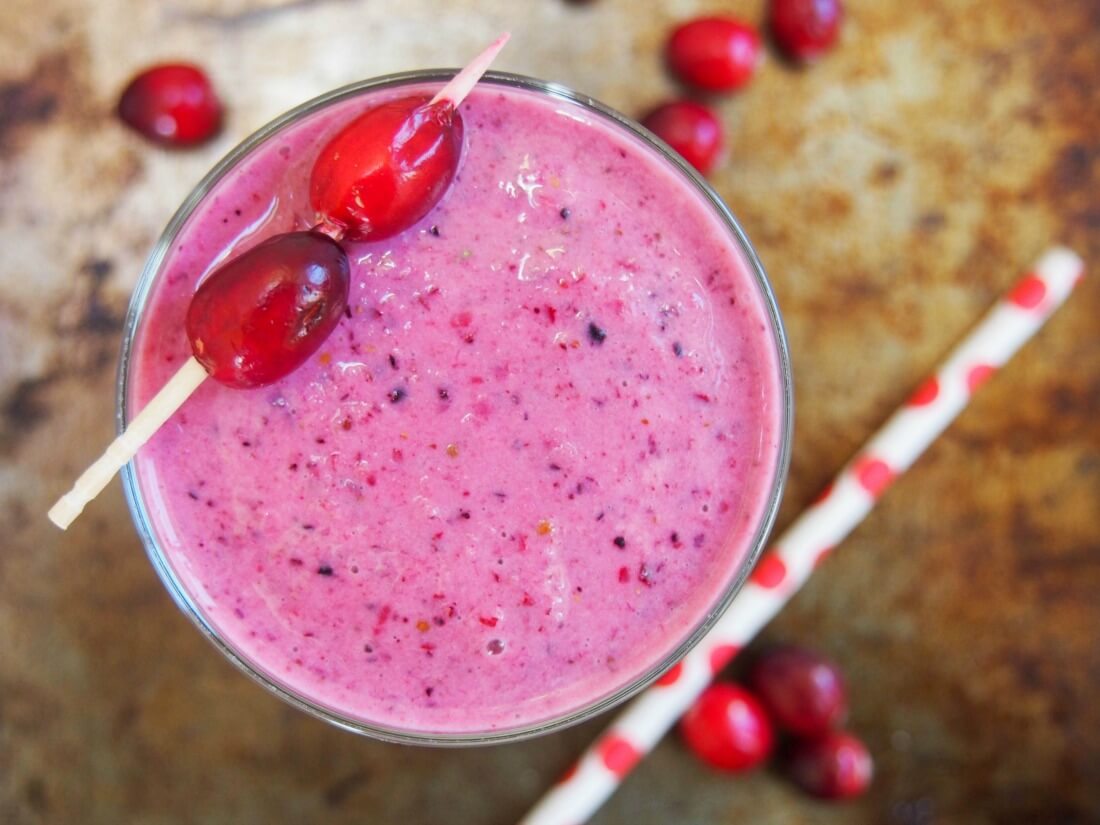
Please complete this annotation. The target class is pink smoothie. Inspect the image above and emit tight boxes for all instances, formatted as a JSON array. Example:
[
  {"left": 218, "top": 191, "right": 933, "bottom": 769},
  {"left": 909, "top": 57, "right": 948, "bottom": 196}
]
[{"left": 128, "top": 80, "right": 785, "bottom": 735}]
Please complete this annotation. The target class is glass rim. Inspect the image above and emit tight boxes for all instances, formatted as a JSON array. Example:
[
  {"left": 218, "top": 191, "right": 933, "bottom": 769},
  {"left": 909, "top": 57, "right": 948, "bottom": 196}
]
[{"left": 118, "top": 69, "right": 794, "bottom": 746}]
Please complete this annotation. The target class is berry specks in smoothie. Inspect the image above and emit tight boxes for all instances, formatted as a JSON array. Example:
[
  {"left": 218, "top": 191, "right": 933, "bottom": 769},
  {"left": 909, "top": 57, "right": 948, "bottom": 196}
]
[
  {"left": 317, "top": 565, "right": 334, "bottom": 576},
  {"left": 134, "top": 82, "right": 780, "bottom": 733}
]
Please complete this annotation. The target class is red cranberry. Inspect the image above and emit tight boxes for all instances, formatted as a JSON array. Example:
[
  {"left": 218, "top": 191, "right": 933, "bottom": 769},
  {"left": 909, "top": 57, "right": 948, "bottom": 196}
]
[
  {"left": 749, "top": 646, "right": 848, "bottom": 737},
  {"left": 786, "top": 731, "right": 873, "bottom": 799},
  {"left": 769, "top": 0, "right": 844, "bottom": 62},
  {"left": 666, "top": 17, "right": 763, "bottom": 91},
  {"left": 680, "top": 683, "right": 774, "bottom": 772},
  {"left": 117, "top": 63, "right": 222, "bottom": 147},
  {"left": 186, "top": 231, "right": 350, "bottom": 388},
  {"left": 642, "top": 101, "right": 723, "bottom": 175},
  {"left": 309, "top": 96, "right": 463, "bottom": 242}
]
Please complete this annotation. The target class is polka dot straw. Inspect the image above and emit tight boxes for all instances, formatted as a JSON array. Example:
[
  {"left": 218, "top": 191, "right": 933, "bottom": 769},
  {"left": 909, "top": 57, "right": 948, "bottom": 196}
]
[{"left": 520, "top": 247, "right": 1085, "bottom": 825}]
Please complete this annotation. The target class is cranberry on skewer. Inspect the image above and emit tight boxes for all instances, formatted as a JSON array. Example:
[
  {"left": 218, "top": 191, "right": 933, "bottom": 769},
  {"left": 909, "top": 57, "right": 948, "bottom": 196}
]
[{"left": 48, "top": 35, "right": 510, "bottom": 530}]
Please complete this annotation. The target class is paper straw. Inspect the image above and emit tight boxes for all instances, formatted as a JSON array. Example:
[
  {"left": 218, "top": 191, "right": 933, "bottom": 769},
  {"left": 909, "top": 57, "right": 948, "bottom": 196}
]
[{"left": 520, "top": 247, "right": 1085, "bottom": 825}]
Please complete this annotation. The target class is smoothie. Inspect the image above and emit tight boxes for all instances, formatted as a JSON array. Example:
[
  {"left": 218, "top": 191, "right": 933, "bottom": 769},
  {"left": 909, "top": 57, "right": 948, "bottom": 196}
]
[{"left": 127, "top": 77, "right": 787, "bottom": 737}]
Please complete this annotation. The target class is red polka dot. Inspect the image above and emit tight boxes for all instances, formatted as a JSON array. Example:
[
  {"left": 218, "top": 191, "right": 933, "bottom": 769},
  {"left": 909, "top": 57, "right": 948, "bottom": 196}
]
[
  {"left": 966, "top": 364, "right": 996, "bottom": 393},
  {"left": 749, "top": 554, "right": 787, "bottom": 589},
  {"left": 854, "top": 457, "right": 895, "bottom": 498},
  {"left": 557, "top": 761, "right": 579, "bottom": 784},
  {"left": 812, "top": 480, "right": 835, "bottom": 506},
  {"left": 1008, "top": 274, "right": 1046, "bottom": 309},
  {"left": 907, "top": 377, "right": 940, "bottom": 406},
  {"left": 599, "top": 735, "right": 641, "bottom": 777},
  {"left": 709, "top": 644, "right": 741, "bottom": 674},
  {"left": 655, "top": 661, "right": 684, "bottom": 686},
  {"left": 814, "top": 545, "right": 834, "bottom": 568}
]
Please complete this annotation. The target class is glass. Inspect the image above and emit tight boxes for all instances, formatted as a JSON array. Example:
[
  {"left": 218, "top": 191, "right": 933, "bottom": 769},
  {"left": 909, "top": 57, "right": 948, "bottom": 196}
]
[{"left": 118, "top": 71, "right": 794, "bottom": 745}]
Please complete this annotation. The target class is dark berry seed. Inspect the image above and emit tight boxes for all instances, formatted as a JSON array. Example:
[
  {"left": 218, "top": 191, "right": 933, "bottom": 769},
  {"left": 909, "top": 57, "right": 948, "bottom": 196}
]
[
  {"left": 588, "top": 322, "right": 608, "bottom": 344},
  {"left": 430, "top": 225, "right": 441, "bottom": 236},
  {"left": 438, "top": 387, "right": 450, "bottom": 400},
  {"left": 673, "top": 341, "right": 684, "bottom": 357},
  {"left": 343, "top": 305, "right": 353, "bottom": 320},
  {"left": 560, "top": 207, "right": 571, "bottom": 219},
  {"left": 317, "top": 565, "right": 334, "bottom": 576},
  {"left": 389, "top": 353, "right": 399, "bottom": 369},
  {"left": 613, "top": 535, "right": 627, "bottom": 549},
  {"left": 389, "top": 387, "right": 406, "bottom": 403}
]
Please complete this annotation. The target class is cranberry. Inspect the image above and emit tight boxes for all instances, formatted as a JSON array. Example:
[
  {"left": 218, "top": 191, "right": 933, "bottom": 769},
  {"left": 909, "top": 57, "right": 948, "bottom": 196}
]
[
  {"left": 769, "top": 0, "right": 843, "bottom": 62},
  {"left": 642, "top": 101, "right": 723, "bottom": 175},
  {"left": 310, "top": 96, "right": 464, "bottom": 241},
  {"left": 186, "top": 231, "right": 350, "bottom": 388},
  {"left": 680, "top": 683, "right": 774, "bottom": 772},
  {"left": 786, "top": 731, "right": 873, "bottom": 799},
  {"left": 117, "top": 64, "right": 222, "bottom": 147},
  {"left": 666, "top": 17, "right": 762, "bottom": 92},
  {"left": 749, "top": 646, "right": 848, "bottom": 737}
]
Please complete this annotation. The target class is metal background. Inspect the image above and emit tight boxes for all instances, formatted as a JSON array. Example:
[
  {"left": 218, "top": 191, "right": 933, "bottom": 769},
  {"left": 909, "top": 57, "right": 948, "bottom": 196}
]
[{"left": 1, "top": 0, "right": 1097, "bottom": 822}]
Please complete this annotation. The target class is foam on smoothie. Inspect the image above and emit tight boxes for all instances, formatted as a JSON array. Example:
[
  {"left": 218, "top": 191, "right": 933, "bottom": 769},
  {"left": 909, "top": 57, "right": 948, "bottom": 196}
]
[{"left": 130, "top": 83, "right": 783, "bottom": 734}]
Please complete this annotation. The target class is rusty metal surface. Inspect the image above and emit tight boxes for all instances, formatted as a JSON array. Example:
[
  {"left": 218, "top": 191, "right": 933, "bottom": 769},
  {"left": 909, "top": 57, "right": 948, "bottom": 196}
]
[{"left": 1, "top": 0, "right": 1097, "bottom": 823}]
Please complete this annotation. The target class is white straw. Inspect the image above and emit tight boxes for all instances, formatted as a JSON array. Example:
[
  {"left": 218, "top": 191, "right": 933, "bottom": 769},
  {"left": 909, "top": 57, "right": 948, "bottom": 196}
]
[{"left": 520, "top": 247, "right": 1085, "bottom": 825}]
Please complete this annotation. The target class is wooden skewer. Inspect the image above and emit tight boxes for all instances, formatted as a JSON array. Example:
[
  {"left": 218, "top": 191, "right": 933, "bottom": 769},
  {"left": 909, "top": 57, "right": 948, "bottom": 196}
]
[
  {"left": 49, "top": 356, "right": 208, "bottom": 530},
  {"left": 49, "top": 35, "right": 510, "bottom": 531},
  {"left": 431, "top": 33, "right": 510, "bottom": 107}
]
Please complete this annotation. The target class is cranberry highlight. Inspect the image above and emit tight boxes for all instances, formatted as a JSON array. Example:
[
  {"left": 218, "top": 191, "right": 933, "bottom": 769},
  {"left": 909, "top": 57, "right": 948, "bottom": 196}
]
[
  {"left": 186, "top": 231, "right": 350, "bottom": 388},
  {"left": 642, "top": 101, "right": 724, "bottom": 175},
  {"left": 309, "top": 96, "right": 465, "bottom": 242},
  {"left": 680, "top": 683, "right": 775, "bottom": 772},
  {"left": 666, "top": 17, "right": 763, "bottom": 91},
  {"left": 786, "top": 731, "right": 873, "bottom": 799},
  {"left": 117, "top": 63, "right": 222, "bottom": 147},
  {"left": 749, "top": 646, "right": 848, "bottom": 737},
  {"left": 769, "top": 0, "right": 844, "bottom": 62}
]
